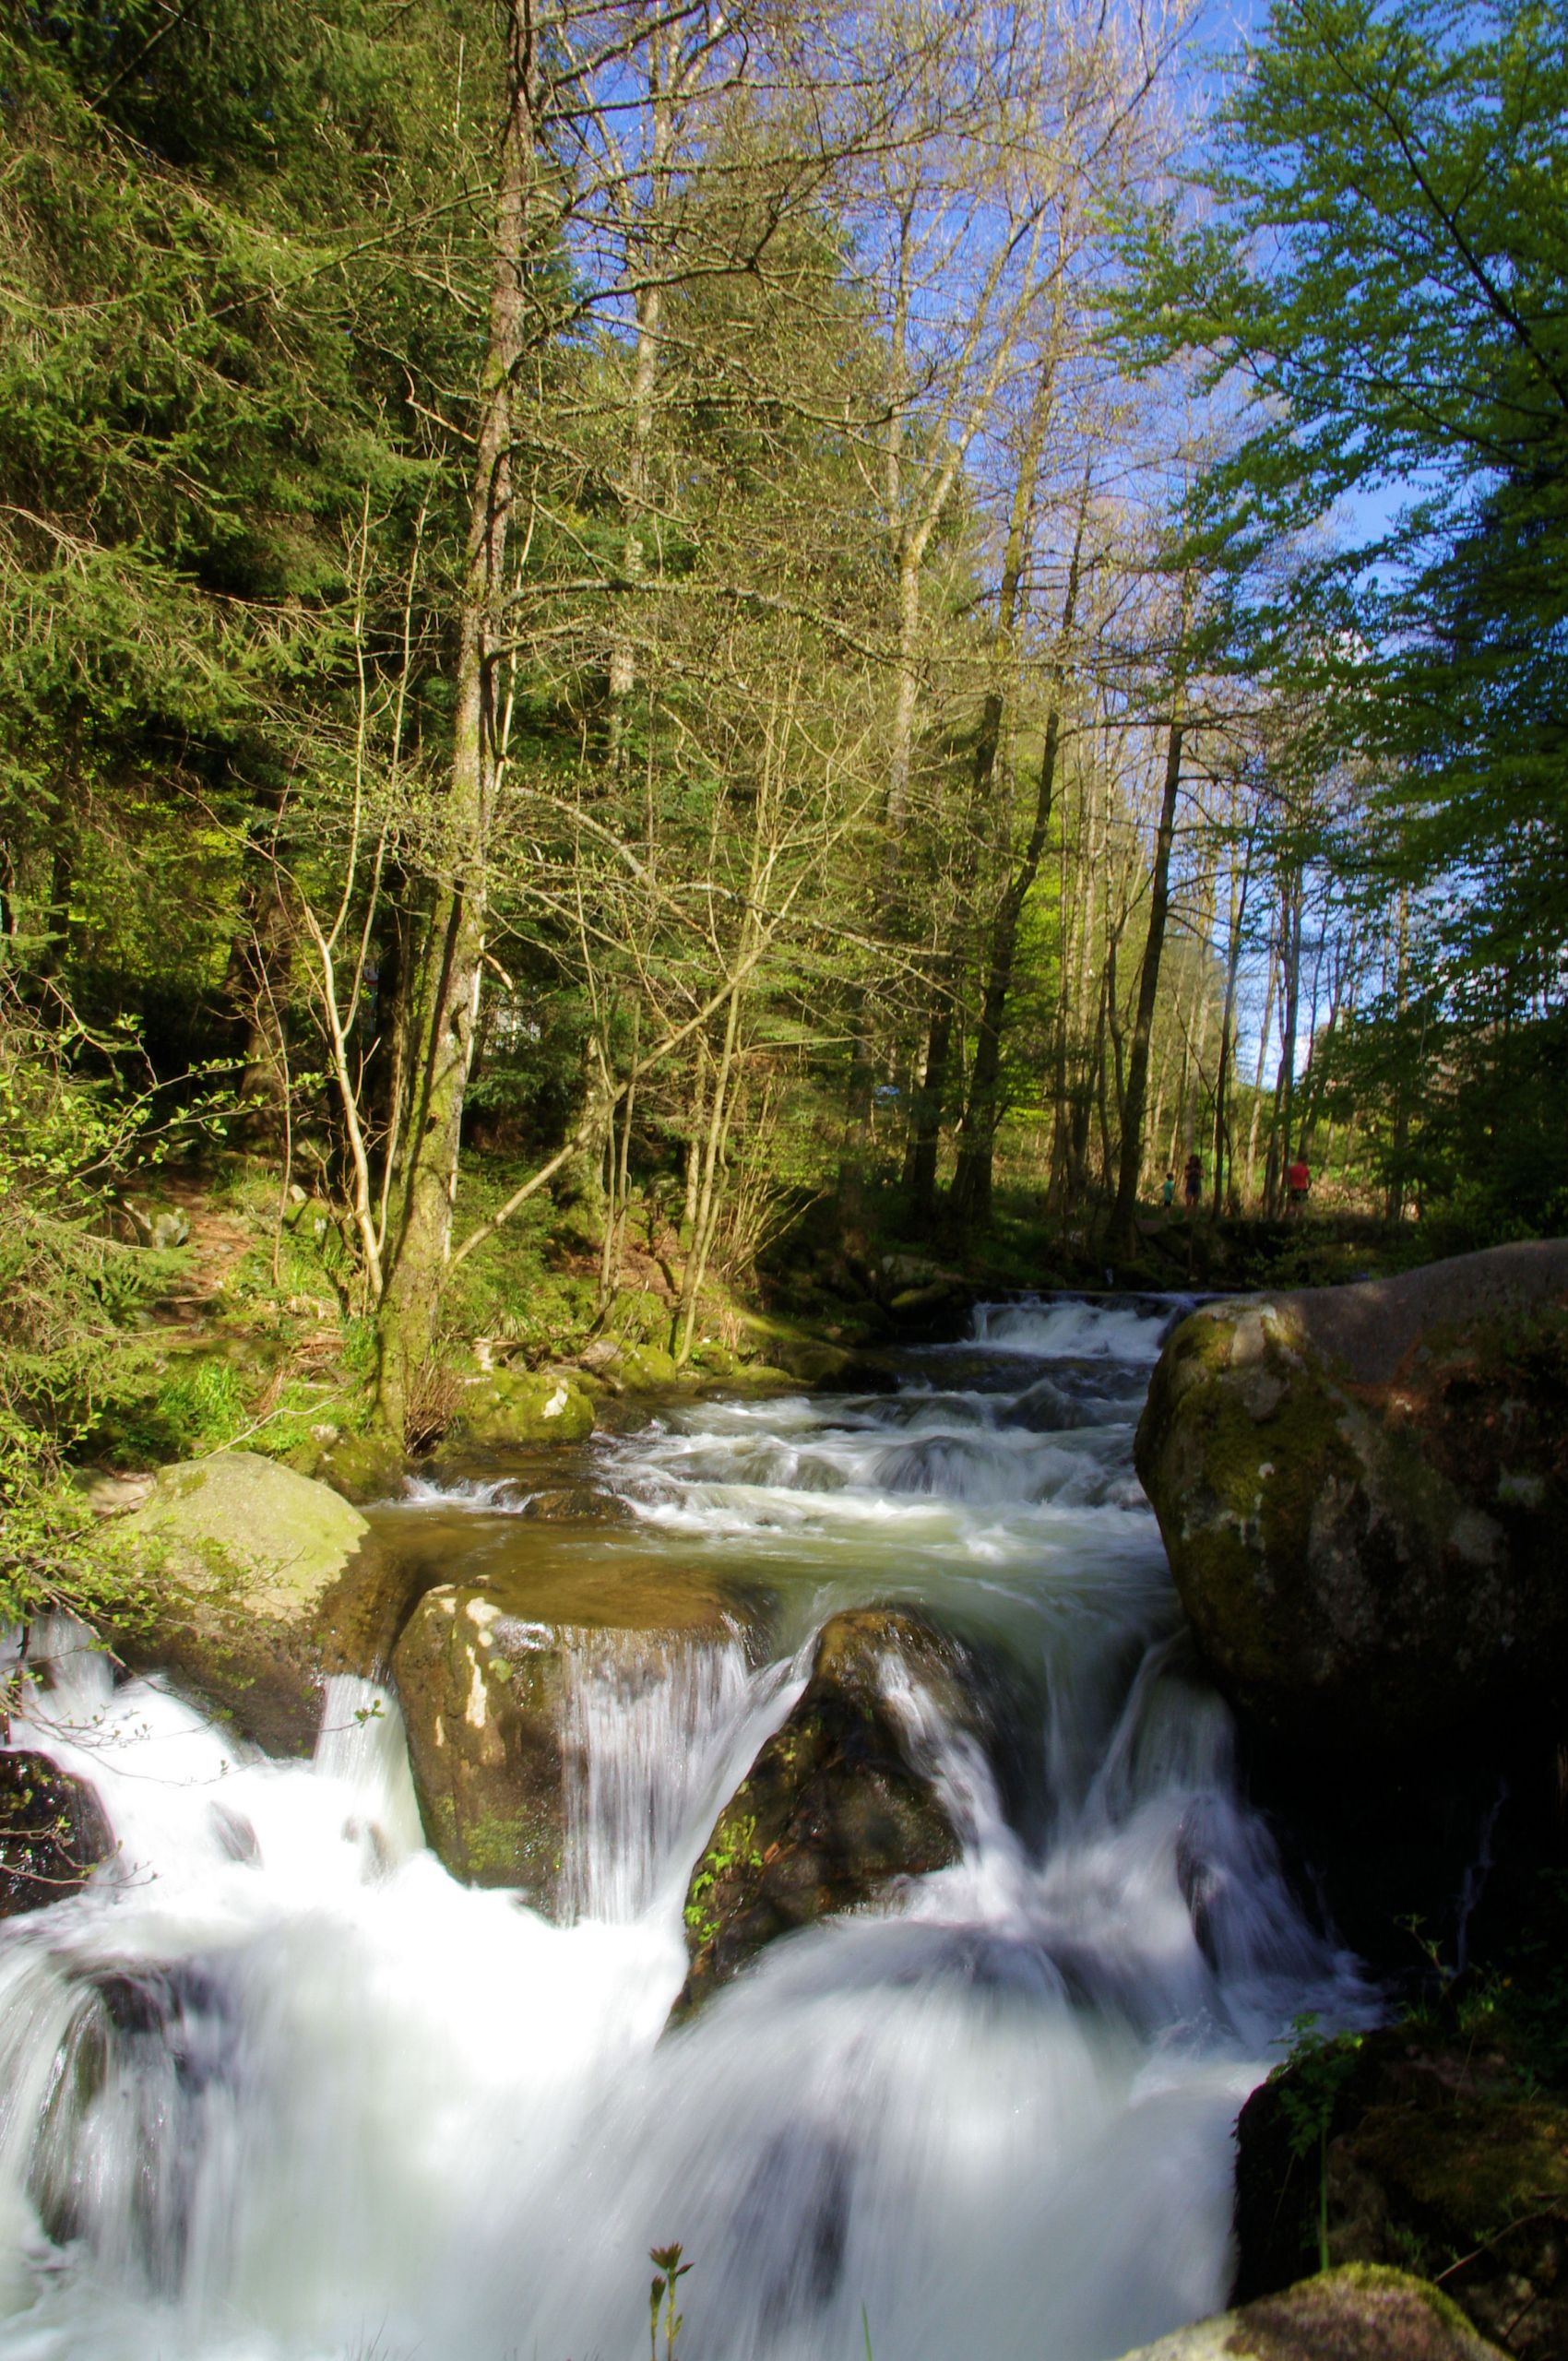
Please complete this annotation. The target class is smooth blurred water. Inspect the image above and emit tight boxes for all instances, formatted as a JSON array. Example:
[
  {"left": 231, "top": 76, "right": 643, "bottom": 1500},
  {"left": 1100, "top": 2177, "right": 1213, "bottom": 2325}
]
[{"left": 0, "top": 1296, "right": 1372, "bottom": 2361}]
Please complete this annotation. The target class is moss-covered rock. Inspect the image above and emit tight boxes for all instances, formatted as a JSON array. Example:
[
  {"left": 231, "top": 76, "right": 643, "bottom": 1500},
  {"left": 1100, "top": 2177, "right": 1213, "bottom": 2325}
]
[
  {"left": 445, "top": 1369, "right": 596, "bottom": 1449},
  {"left": 392, "top": 1558, "right": 768, "bottom": 1906},
  {"left": 1234, "top": 2026, "right": 1568, "bottom": 2359},
  {"left": 1112, "top": 2265, "right": 1507, "bottom": 2359},
  {"left": 316, "top": 1425, "right": 406, "bottom": 1504},
  {"left": 671, "top": 1607, "right": 990, "bottom": 2020},
  {"left": 115, "top": 1451, "right": 400, "bottom": 1753},
  {"left": 0, "top": 1750, "right": 113, "bottom": 1918},
  {"left": 1134, "top": 1242, "right": 1568, "bottom": 1755}
]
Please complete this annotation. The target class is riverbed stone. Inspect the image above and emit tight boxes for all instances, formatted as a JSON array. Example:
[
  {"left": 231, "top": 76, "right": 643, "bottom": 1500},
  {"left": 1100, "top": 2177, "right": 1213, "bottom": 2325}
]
[
  {"left": 1133, "top": 1242, "right": 1568, "bottom": 1756},
  {"left": 391, "top": 1558, "right": 767, "bottom": 1904},
  {"left": 1233, "top": 2027, "right": 1568, "bottom": 2359},
  {"left": 444, "top": 1369, "right": 596, "bottom": 1450},
  {"left": 0, "top": 1750, "right": 113, "bottom": 1918},
  {"left": 114, "top": 1451, "right": 399, "bottom": 1754},
  {"left": 1111, "top": 2265, "right": 1507, "bottom": 2360},
  {"left": 671, "top": 1607, "right": 986, "bottom": 2019}
]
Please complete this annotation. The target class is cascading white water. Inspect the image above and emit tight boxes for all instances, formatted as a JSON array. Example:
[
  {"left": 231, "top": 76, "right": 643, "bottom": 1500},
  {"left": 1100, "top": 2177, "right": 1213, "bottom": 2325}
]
[
  {"left": 560, "top": 1635, "right": 782, "bottom": 1924},
  {"left": 0, "top": 1295, "right": 1372, "bottom": 2361}
]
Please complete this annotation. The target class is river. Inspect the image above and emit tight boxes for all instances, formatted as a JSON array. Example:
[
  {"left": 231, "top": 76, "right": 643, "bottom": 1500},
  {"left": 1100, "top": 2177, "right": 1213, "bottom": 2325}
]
[{"left": 0, "top": 1296, "right": 1370, "bottom": 2361}]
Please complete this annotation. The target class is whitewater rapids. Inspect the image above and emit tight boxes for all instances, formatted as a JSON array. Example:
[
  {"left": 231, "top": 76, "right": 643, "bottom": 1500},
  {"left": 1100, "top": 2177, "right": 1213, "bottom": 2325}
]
[{"left": 0, "top": 1297, "right": 1371, "bottom": 2361}]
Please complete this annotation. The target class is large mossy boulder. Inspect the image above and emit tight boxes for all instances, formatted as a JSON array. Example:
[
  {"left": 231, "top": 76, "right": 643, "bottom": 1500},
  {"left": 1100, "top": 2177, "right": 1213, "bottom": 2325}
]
[
  {"left": 1112, "top": 2266, "right": 1506, "bottom": 2360},
  {"left": 391, "top": 1558, "right": 767, "bottom": 1905},
  {"left": 0, "top": 1751, "right": 113, "bottom": 1918},
  {"left": 117, "top": 1451, "right": 398, "bottom": 1754},
  {"left": 444, "top": 1369, "right": 595, "bottom": 1451},
  {"left": 1134, "top": 1242, "right": 1568, "bottom": 1755},
  {"left": 1234, "top": 2027, "right": 1568, "bottom": 2360},
  {"left": 671, "top": 1607, "right": 987, "bottom": 2020}
]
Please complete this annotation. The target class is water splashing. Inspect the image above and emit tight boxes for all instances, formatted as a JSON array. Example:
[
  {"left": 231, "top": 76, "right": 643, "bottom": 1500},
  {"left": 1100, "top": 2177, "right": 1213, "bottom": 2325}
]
[{"left": 0, "top": 1295, "right": 1373, "bottom": 2361}]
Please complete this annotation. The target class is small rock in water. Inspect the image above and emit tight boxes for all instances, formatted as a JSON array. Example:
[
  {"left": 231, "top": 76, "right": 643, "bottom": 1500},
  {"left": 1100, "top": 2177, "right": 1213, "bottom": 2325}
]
[
  {"left": 671, "top": 1606, "right": 994, "bottom": 2020},
  {"left": 0, "top": 1750, "right": 113, "bottom": 1917}
]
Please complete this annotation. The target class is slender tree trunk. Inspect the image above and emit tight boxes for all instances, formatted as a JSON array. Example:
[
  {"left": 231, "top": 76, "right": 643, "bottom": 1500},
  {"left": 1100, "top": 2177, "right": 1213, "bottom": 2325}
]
[
  {"left": 606, "top": 29, "right": 672, "bottom": 769},
  {"left": 1211, "top": 830, "right": 1253, "bottom": 1218},
  {"left": 1299, "top": 931, "right": 1357, "bottom": 1158},
  {"left": 1244, "top": 940, "right": 1278, "bottom": 1208},
  {"left": 375, "top": 1, "right": 536, "bottom": 1436},
  {"left": 949, "top": 509, "right": 1085, "bottom": 1231},
  {"left": 1107, "top": 713, "right": 1183, "bottom": 1256},
  {"left": 1265, "top": 876, "right": 1302, "bottom": 1216},
  {"left": 1386, "top": 888, "right": 1411, "bottom": 1221},
  {"left": 907, "top": 379, "right": 1058, "bottom": 1217}
]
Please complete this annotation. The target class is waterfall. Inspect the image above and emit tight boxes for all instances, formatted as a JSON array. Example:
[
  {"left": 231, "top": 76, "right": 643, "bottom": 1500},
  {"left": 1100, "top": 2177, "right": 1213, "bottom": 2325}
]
[
  {"left": 0, "top": 1295, "right": 1373, "bottom": 2361},
  {"left": 560, "top": 1635, "right": 782, "bottom": 1923}
]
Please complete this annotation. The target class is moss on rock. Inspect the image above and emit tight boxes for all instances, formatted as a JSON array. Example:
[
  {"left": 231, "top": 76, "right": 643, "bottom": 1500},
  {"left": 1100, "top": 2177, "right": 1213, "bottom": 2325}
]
[
  {"left": 114, "top": 1451, "right": 398, "bottom": 1753},
  {"left": 445, "top": 1369, "right": 596, "bottom": 1450},
  {"left": 1111, "top": 2266, "right": 1508, "bottom": 2360},
  {"left": 1134, "top": 1244, "right": 1568, "bottom": 1754},
  {"left": 1235, "top": 2025, "right": 1568, "bottom": 2360}
]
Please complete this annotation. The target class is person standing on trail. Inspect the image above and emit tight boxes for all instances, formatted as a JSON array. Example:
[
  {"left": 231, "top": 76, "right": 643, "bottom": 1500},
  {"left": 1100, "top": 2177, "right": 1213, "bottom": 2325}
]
[
  {"left": 1287, "top": 1154, "right": 1311, "bottom": 1211},
  {"left": 1161, "top": 1172, "right": 1175, "bottom": 1212},
  {"left": 1183, "top": 1153, "right": 1203, "bottom": 1211}
]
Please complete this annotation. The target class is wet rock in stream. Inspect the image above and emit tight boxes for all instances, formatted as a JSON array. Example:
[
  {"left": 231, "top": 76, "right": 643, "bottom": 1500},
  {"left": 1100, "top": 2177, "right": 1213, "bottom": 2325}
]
[
  {"left": 671, "top": 1607, "right": 996, "bottom": 2021},
  {"left": 1134, "top": 1241, "right": 1568, "bottom": 1969},
  {"left": 1134, "top": 1242, "right": 1568, "bottom": 1755},
  {"left": 0, "top": 1749, "right": 113, "bottom": 1918},
  {"left": 392, "top": 1560, "right": 772, "bottom": 1905}
]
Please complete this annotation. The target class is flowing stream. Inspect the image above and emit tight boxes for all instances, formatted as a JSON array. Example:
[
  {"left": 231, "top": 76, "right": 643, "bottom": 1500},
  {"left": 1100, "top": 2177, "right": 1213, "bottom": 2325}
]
[{"left": 0, "top": 1297, "right": 1371, "bottom": 2361}]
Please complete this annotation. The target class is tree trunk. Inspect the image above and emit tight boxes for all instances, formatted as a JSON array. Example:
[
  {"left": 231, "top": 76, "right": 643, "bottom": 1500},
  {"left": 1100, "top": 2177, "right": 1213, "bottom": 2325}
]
[
  {"left": 375, "top": 1, "right": 536, "bottom": 1437},
  {"left": 1243, "top": 940, "right": 1277, "bottom": 1209},
  {"left": 1211, "top": 829, "right": 1253, "bottom": 1218},
  {"left": 906, "top": 379, "right": 1058, "bottom": 1218},
  {"left": 949, "top": 508, "right": 1085, "bottom": 1232},
  {"left": 1107, "top": 714, "right": 1183, "bottom": 1258},
  {"left": 1264, "top": 877, "right": 1302, "bottom": 1216}
]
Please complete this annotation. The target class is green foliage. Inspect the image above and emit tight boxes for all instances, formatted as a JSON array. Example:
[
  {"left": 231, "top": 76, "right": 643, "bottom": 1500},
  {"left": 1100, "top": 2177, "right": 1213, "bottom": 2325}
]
[
  {"left": 142, "top": 1358, "right": 246, "bottom": 1454},
  {"left": 1132, "top": 0, "right": 1568, "bottom": 1226},
  {"left": 0, "top": 997, "right": 170, "bottom": 1623},
  {"left": 438, "top": 1168, "right": 597, "bottom": 1354},
  {"left": 1271, "top": 2013, "right": 1366, "bottom": 2272},
  {"left": 683, "top": 1812, "right": 762, "bottom": 1944},
  {"left": 1436, "top": 1875, "right": 1568, "bottom": 2096}
]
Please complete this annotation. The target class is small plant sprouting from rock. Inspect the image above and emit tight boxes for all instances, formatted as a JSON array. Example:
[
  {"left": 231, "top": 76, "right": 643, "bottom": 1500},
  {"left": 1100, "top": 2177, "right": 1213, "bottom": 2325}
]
[
  {"left": 648, "top": 2242, "right": 692, "bottom": 2361},
  {"left": 683, "top": 1811, "right": 762, "bottom": 1946},
  {"left": 1271, "top": 2012, "right": 1365, "bottom": 2272}
]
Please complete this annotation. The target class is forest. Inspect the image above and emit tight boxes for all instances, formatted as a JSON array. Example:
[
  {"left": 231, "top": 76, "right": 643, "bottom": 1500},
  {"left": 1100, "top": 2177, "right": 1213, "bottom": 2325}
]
[{"left": 2, "top": 0, "right": 1565, "bottom": 1560}]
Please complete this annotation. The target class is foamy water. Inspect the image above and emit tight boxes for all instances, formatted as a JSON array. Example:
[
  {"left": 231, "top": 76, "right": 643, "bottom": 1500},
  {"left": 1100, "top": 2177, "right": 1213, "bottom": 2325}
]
[{"left": 0, "top": 1297, "right": 1370, "bottom": 2361}]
